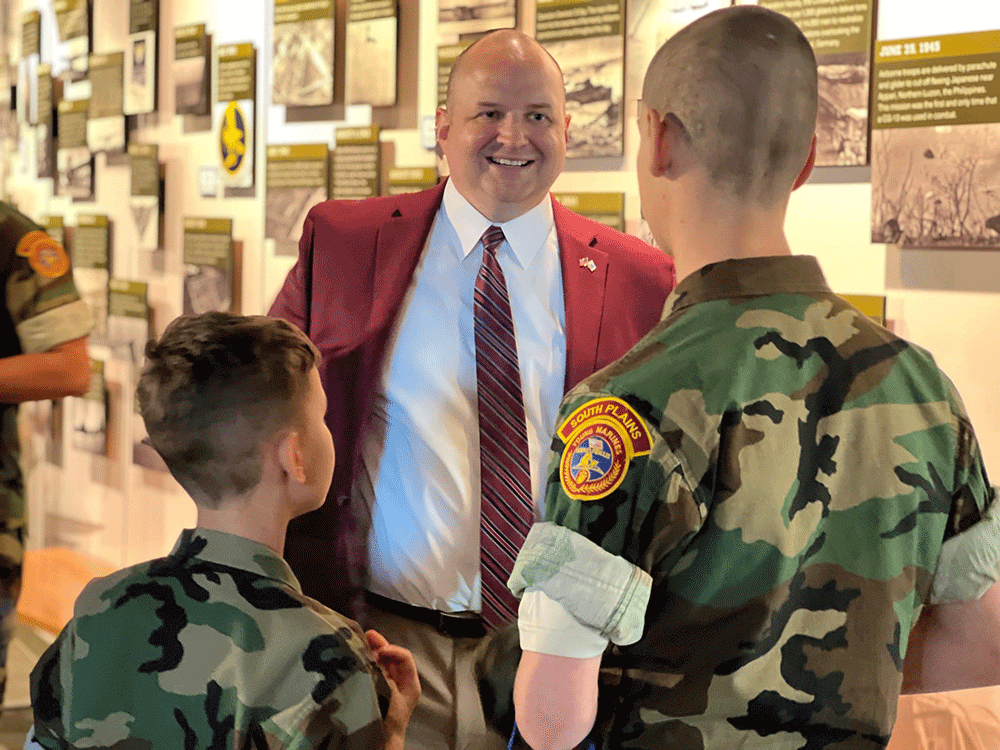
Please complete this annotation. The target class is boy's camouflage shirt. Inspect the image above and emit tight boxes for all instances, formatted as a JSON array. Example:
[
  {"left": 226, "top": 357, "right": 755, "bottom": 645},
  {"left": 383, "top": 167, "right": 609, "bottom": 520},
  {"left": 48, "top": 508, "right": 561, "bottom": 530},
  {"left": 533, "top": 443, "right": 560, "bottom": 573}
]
[
  {"left": 513, "top": 256, "right": 996, "bottom": 749},
  {"left": 31, "top": 528, "right": 392, "bottom": 749}
]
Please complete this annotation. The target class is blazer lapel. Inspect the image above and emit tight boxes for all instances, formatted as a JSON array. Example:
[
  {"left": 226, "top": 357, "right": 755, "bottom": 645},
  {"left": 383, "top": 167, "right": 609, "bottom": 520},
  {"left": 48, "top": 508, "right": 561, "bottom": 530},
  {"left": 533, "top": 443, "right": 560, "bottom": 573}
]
[
  {"left": 554, "top": 198, "right": 609, "bottom": 391},
  {"left": 368, "top": 181, "right": 446, "bottom": 336}
]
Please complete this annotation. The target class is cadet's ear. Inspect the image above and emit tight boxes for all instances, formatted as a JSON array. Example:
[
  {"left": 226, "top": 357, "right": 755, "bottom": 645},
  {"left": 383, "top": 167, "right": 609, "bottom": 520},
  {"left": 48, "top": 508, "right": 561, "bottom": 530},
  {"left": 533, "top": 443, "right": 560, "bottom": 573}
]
[
  {"left": 793, "top": 134, "right": 817, "bottom": 191},
  {"left": 277, "top": 430, "right": 306, "bottom": 484}
]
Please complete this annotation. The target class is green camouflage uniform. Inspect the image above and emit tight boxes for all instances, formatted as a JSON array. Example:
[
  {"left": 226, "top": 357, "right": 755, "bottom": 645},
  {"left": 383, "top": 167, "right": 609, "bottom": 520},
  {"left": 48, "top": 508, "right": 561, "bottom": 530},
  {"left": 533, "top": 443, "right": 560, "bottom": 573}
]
[
  {"left": 509, "top": 256, "right": 997, "bottom": 749},
  {"left": 1, "top": 201, "right": 91, "bottom": 702},
  {"left": 30, "top": 528, "right": 393, "bottom": 749}
]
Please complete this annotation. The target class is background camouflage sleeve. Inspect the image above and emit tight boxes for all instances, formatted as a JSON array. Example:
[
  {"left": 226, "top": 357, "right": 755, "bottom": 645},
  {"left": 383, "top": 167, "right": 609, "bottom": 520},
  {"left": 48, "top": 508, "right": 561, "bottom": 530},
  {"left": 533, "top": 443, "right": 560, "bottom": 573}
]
[{"left": 1, "top": 203, "right": 91, "bottom": 354}]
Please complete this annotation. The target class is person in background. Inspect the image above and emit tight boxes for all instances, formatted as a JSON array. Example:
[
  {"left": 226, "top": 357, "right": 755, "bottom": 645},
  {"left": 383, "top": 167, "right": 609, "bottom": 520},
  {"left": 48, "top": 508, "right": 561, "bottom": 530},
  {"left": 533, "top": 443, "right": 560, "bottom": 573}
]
[
  {"left": 28, "top": 312, "right": 420, "bottom": 749},
  {"left": 269, "top": 28, "right": 675, "bottom": 750},
  {"left": 0, "top": 201, "right": 91, "bottom": 705},
  {"left": 508, "top": 7, "right": 1000, "bottom": 749}
]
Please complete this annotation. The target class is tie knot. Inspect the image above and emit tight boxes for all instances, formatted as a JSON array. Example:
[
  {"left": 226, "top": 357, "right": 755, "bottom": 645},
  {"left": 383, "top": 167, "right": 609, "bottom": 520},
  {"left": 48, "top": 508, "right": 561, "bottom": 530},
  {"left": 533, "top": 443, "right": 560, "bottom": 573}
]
[{"left": 481, "top": 226, "right": 505, "bottom": 257}]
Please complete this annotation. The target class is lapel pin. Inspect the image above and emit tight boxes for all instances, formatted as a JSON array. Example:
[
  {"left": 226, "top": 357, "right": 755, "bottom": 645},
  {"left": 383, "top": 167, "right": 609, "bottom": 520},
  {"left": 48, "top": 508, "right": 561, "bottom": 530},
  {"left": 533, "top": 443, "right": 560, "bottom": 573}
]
[{"left": 579, "top": 257, "right": 597, "bottom": 272}]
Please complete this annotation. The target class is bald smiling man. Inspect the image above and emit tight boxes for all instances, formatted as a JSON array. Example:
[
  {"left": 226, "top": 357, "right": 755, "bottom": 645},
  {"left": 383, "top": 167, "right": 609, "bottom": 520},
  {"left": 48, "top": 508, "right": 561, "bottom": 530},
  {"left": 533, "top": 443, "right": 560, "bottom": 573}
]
[
  {"left": 270, "top": 28, "right": 674, "bottom": 750},
  {"left": 509, "top": 7, "right": 1000, "bottom": 750}
]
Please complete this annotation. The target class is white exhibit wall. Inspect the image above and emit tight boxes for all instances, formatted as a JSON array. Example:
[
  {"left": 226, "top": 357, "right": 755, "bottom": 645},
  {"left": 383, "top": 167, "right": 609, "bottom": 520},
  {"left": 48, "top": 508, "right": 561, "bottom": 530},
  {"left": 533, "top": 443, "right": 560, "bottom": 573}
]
[{"left": 8, "top": 0, "right": 999, "bottom": 569}]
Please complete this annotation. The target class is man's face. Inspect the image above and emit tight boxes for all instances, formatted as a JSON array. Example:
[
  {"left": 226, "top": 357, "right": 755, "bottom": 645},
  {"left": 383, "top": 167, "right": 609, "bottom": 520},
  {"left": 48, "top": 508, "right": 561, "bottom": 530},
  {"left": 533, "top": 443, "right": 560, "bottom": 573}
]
[{"left": 437, "top": 43, "right": 569, "bottom": 224}]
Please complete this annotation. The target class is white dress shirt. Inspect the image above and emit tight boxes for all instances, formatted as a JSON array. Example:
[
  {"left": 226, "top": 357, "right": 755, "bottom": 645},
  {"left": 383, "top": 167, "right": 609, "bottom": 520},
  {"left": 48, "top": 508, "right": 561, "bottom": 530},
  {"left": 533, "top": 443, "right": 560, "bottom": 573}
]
[{"left": 360, "top": 181, "right": 567, "bottom": 612}]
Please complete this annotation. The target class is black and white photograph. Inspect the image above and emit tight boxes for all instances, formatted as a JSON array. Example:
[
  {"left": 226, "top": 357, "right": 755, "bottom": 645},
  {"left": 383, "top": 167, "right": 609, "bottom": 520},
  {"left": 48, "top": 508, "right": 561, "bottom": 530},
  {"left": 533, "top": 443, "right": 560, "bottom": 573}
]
[
  {"left": 174, "top": 26, "right": 210, "bottom": 115},
  {"left": 266, "top": 185, "right": 326, "bottom": 256},
  {"left": 125, "top": 32, "right": 157, "bottom": 115},
  {"left": 56, "top": 147, "right": 93, "bottom": 201},
  {"left": 86, "top": 117, "right": 126, "bottom": 155},
  {"left": 272, "top": 11, "right": 334, "bottom": 106},
  {"left": 70, "top": 361, "right": 108, "bottom": 457},
  {"left": 345, "top": 15, "right": 397, "bottom": 106},
  {"left": 871, "top": 123, "right": 1000, "bottom": 247},
  {"left": 183, "top": 263, "right": 232, "bottom": 314},
  {"left": 816, "top": 53, "right": 870, "bottom": 166},
  {"left": 438, "top": 0, "right": 515, "bottom": 40},
  {"left": 35, "top": 122, "right": 53, "bottom": 179},
  {"left": 551, "top": 36, "right": 625, "bottom": 159}
]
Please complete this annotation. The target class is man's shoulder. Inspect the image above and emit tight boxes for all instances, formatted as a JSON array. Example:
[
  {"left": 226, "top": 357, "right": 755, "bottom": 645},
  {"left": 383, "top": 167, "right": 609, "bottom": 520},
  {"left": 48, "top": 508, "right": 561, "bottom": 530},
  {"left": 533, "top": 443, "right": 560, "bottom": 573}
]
[
  {"left": 306, "top": 182, "right": 444, "bottom": 229},
  {"left": 553, "top": 202, "right": 674, "bottom": 278}
]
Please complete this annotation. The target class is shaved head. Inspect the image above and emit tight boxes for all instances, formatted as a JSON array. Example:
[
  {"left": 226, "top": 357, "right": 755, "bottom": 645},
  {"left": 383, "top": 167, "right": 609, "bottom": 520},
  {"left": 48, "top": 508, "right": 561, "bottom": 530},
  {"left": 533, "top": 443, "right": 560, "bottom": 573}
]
[
  {"left": 642, "top": 6, "right": 817, "bottom": 204},
  {"left": 445, "top": 29, "right": 566, "bottom": 113}
]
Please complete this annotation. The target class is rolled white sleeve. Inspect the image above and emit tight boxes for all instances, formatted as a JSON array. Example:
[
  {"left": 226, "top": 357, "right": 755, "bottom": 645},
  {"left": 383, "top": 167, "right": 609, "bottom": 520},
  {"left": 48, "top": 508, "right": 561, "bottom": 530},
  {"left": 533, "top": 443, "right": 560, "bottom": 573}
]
[
  {"left": 518, "top": 589, "right": 610, "bottom": 658},
  {"left": 930, "top": 491, "right": 1000, "bottom": 604},
  {"left": 508, "top": 522, "right": 651, "bottom": 646}
]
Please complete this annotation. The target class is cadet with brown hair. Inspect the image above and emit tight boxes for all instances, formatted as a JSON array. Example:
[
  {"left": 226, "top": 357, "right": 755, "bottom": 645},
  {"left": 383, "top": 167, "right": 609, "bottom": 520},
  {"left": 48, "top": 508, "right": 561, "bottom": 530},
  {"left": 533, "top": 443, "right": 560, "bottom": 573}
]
[{"left": 30, "top": 312, "right": 420, "bottom": 750}]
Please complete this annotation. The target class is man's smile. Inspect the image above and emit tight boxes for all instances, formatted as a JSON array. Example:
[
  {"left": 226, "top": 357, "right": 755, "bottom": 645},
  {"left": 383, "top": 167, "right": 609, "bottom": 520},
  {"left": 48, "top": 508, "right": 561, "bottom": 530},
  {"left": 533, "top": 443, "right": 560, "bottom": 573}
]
[{"left": 487, "top": 156, "right": 534, "bottom": 167}]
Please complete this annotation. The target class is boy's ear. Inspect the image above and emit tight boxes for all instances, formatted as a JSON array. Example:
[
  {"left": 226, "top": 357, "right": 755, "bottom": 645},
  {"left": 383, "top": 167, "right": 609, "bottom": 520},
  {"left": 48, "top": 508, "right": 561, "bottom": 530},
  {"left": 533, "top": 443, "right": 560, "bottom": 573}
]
[{"left": 277, "top": 430, "right": 306, "bottom": 484}]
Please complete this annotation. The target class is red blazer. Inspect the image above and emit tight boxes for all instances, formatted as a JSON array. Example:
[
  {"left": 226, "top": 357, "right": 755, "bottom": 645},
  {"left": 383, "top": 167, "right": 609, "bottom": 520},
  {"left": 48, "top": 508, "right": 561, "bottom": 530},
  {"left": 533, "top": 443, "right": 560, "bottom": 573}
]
[{"left": 269, "top": 181, "right": 675, "bottom": 615}]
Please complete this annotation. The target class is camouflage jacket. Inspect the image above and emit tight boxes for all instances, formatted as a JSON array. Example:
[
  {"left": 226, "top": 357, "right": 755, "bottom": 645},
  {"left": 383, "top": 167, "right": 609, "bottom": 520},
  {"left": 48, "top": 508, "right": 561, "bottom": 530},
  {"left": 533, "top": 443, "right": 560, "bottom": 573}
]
[
  {"left": 30, "top": 528, "right": 392, "bottom": 749},
  {"left": 1, "top": 201, "right": 91, "bottom": 536},
  {"left": 510, "top": 256, "right": 996, "bottom": 749}
]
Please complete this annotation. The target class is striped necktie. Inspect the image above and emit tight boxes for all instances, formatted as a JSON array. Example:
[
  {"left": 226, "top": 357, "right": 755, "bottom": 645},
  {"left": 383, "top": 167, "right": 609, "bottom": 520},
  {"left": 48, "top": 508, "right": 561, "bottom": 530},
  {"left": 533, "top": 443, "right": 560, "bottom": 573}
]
[{"left": 474, "top": 225, "right": 533, "bottom": 630}]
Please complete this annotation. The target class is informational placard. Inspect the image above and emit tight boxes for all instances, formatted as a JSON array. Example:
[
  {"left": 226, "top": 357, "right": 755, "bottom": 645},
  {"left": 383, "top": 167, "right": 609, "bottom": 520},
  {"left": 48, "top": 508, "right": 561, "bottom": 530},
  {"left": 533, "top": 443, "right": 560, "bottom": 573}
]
[
  {"left": 108, "top": 278, "right": 149, "bottom": 362},
  {"left": 273, "top": 0, "right": 334, "bottom": 106},
  {"left": 129, "top": 143, "right": 161, "bottom": 253},
  {"left": 871, "top": 30, "right": 1000, "bottom": 247},
  {"left": 21, "top": 11, "right": 40, "bottom": 126},
  {"left": 437, "top": 40, "right": 475, "bottom": 107},
  {"left": 183, "top": 217, "right": 234, "bottom": 314},
  {"left": 332, "top": 126, "right": 380, "bottom": 200},
  {"left": 537, "top": 0, "right": 626, "bottom": 159},
  {"left": 216, "top": 43, "right": 256, "bottom": 188},
  {"left": 438, "top": 0, "right": 515, "bottom": 42},
  {"left": 840, "top": 293, "right": 887, "bottom": 325},
  {"left": 126, "top": 0, "right": 158, "bottom": 115},
  {"left": 752, "top": 0, "right": 874, "bottom": 166},
  {"left": 21, "top": 11, "right": 40, "bottom": 59},
  {"left": 0, "top": 58, "right": 15, "bottom": 144},
  {"left": 74, "top": 214, "right": 111, "bottom": 344},
  {"left": 88, "top": 52, "right": 126, "bottom": 154},
  {"left": 71, "top": 359, "right": 107, "bottom": 456},
  {"left": 266, "top": 143, "right": 329, "bottom": 257},
  {"left": 54, "top": 0, "right": 91, "bottom": 87},
  {"left": 174, "top": 24, "right": 210, "bottom": 116},
  {"left": 385, "top": 166, "right": 438, "bottom": 196},
  {"left": 346, "top": 0, "right": 397, "bottom": 106},
  {"left": 56, "top": 98, "right": 93, "bottom": 201},
  {"left": 40, "top": 215, "right": 65, "bottom": 248},
  {"left": 36, "top": 64, "right": 54, "bottom": 179},
  {"left": 553, "top": 192, "right": 625, "bottom": 231}
]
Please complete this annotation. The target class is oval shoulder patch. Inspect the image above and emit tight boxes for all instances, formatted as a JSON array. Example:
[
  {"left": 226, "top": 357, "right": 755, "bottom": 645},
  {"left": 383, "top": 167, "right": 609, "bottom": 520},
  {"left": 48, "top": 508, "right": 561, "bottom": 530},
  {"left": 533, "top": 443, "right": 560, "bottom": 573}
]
[
  {"left": 17, "top": 231, "right": 70, "bottom": 279},
  {"left": 557, "top": 396, "right": 652, "bottom": 501}
]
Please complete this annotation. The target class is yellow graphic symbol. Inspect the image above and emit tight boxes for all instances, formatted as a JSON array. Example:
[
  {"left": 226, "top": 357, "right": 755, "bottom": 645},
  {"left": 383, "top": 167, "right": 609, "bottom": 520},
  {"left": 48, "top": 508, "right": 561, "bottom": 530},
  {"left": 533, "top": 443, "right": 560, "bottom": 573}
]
[{"left": 220, "top": 102, "right": 246, "bottom": 174}]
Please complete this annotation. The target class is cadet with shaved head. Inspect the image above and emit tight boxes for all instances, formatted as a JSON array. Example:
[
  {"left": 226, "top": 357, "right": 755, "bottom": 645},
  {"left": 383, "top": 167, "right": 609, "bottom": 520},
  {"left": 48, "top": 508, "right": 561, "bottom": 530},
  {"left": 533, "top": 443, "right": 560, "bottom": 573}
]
[{"left": 509, "top": 7, "right": 1000, "bottom": 749}]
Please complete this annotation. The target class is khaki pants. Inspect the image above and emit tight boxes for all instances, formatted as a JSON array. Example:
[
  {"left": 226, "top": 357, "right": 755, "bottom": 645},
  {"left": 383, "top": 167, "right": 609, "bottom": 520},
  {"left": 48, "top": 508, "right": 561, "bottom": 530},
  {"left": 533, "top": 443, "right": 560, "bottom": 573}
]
[{"left": 365, "top": 602, "right": 509, "bottom": 750}]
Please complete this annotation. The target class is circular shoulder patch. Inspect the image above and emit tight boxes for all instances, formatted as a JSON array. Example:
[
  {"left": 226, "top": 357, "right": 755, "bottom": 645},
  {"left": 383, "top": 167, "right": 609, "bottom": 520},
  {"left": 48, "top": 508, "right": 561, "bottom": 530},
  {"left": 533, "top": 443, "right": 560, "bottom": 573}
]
[
  {"left": 17, "top": 230, "right": 70, "bottom": 278},
  {"left": 557, "top": 396, "right": 653, "bottom": 501}
]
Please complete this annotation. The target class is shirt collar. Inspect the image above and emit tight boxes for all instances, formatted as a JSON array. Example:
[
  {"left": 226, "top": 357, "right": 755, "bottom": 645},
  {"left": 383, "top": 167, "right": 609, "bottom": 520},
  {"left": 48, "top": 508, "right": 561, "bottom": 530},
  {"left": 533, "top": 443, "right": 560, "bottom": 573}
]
[
  {"left": 441, "top": 178, "right": 554, "bottom": 269},
  {"left": 662, "top": 255, "right": 832, "bottom": 320},
  {"left": 169, "top": 528, "right": 303, "bottom": 593}
]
